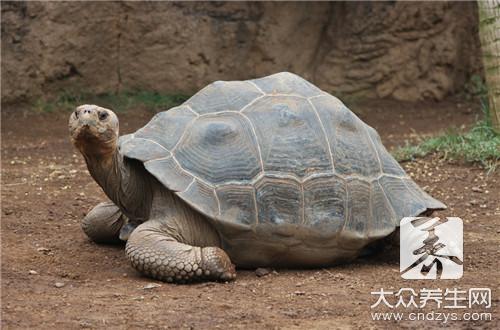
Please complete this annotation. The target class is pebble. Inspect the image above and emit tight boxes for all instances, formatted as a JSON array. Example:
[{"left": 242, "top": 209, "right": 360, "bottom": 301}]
[
  {"left": 255, "top": 268, "right": 271, "bottom": 277},
  {"left": 471, "top": 187, "right": 483, "bottom": 193},
  {"left": 37, "top": 247, "right": 51, "bottom": 254},
  {"left": 143, "top": 283, "right": 162, "bottom": 290},
  {"left": 28, "top": 270, "right": 38, "bottom": 275},
  {"left": 54, "top": 282, "right": 65, "bottom": 288}
]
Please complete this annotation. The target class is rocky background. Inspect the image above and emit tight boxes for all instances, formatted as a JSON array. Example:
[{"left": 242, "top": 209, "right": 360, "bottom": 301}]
[{"left": 1, "top": 1, "right": 482, "bottom": 104}]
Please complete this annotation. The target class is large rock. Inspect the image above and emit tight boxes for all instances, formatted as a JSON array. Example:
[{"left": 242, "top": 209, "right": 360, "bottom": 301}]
[{"left": 1, "top": 1, "right": 482, "bottom": 104}]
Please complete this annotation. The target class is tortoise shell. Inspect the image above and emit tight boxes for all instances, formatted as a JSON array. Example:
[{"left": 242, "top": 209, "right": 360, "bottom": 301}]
[{"left": 120, "top": 72, "right": 445, "bottom": 242}]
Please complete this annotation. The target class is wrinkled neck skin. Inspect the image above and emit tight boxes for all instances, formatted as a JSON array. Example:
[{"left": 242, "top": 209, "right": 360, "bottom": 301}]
[
  {"left": 83, "top": 149, "right": 153, "bottom": 222},
  {"left": 81, "top": 139, "right": 222, "bottom": 247}
]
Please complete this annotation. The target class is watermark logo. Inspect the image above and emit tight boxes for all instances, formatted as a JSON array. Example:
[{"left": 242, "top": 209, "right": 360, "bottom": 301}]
[
  {"left": 370, "top": 287, "right": 492, "bottom": 323},
  {"left": 400, "top": 217, "right": 463, "bottom": 279}
]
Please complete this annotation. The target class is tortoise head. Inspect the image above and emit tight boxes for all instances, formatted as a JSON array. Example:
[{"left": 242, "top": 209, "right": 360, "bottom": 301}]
[{"left": 69, "top": 105, "right": 119, "bottom": 157}]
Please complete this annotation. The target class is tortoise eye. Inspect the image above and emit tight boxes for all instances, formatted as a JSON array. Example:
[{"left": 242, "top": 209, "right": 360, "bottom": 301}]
[{"left": 98, "top": 112, "right": 108, "bottom": 121}]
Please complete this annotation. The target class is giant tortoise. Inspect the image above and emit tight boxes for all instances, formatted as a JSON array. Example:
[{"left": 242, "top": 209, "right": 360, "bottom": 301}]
[{"left": 69, "top": 72, "right": 445, "bottom": 283}]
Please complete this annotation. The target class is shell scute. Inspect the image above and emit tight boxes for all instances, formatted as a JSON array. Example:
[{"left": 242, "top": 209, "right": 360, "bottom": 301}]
[
  {"left": 244, "top": 96, "right": 332, "bottom": 177},
  {"left": 120, "top": 73, "right": 445, "bottom": 242},
  {"left": 251, "top": 72, "right": 323, "bottom": 97},
  {"left": 174, "top": 113, "right": 261, "bottom": 185},
  {"left": 186, "top": 81, "right": 262, "bottom": 115}
]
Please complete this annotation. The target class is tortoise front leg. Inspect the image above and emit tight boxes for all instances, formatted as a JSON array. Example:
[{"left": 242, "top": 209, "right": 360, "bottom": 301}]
[
  {"left": 125, "top": 219, "right": 236, "bottom": 283},
  {"left": 82, "top": 202, "right": 128, "bottom": 244}
]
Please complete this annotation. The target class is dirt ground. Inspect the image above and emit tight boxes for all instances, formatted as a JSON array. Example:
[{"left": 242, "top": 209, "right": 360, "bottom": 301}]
[{"left": 1, "top": 99, "right": 499, "bottom": 329}]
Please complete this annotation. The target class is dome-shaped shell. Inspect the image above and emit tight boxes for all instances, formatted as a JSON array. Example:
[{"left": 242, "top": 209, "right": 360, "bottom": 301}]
[{"left": 120, "top": 72, "right": 445, "bottom": 244}]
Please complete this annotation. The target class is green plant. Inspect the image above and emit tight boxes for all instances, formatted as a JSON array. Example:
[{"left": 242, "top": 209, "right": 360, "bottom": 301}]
[
  {"left": 394, "top": 78, "right": 500, "bottom": 173},
  {"left": 393, "top": 104, "right": 500, "bottom": 174}
]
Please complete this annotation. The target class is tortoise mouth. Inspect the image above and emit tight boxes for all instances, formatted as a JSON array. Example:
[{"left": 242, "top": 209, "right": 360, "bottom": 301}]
[
  {"left": 71, "top": 122, "right": 118, "bottom": 156},
  {"left": 71, "top": 122, "right": 96, "bottom": 141}
]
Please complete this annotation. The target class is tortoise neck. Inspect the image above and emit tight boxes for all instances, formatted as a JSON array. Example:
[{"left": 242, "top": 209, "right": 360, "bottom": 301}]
[
  {"left": 84, "top": 149, "right": 120, "bottom": 198},
  {"left": 84, "top": 149, "right": 152, "bottom": 222}
]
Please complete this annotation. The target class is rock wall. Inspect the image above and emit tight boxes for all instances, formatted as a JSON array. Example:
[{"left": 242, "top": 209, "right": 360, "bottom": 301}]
[{"left": 1, "top": 1, "right": 482, "bottom": 104}]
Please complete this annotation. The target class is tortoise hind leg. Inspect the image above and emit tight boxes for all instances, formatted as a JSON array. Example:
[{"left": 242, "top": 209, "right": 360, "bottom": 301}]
[
  {"left": 125, "top": 219, "right": 236, "bottom": 283},
  {"left": 82, "top": 202, "right": 128, "bottom": 244}
]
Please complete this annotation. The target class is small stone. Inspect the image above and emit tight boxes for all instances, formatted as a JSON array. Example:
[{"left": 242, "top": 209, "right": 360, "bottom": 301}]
[
  {"left": 255, "top": 268, "right": 271, "bottom": 277},
  {"left": 143, "top": 283, "right": 162, "bottom": 290},
  {"left": 37, "top": 247, "right": 51, "bottom": 253},
  {"left": 472, "top": 187, "right": 483, "bottom": 193},
  {"left": 294, "top": 291, "right": 306, "bottom": 296},
  {"left": 28, "top": 270, "right": 38, "bottom": 275},
  {"left": 54, "top": 282, "right": 65, "bottom": 288}
]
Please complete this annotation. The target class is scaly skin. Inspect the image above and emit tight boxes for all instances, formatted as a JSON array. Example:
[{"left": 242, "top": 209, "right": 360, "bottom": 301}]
[
  {"left": 82, "top": 201, "right": 126, "bottom": 244},
  {"left": 125, "top": 221, "right": 236, "bottom": 283}
]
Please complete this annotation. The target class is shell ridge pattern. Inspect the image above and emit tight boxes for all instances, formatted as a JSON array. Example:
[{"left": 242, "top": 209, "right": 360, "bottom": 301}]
[
  {"left": 342, "top": 180, "right": 350, "bottom": 234},
  {"left": 170, "top": 116, "right": 199, "bottom": 152},
  {"left": 181, "top": 178, "right": 196, "bottom": 194},
  {"left": 246, "top": 80, "right": 266, "bottom": 95},
  {"left": 199, "top": 110, "right": 240, "bottom": 118},
  {"left": 367, "top": 183, "right": 373, "bottom": 236},
  {"left": 239, "top": 95, "right": 267, "bottom": 113},
  {"left": 170, "top": 156, "right": 213, "bottom": 189},
  {"left": 244, "top": 95, "right": 334, "bottom": 179},
  {"left": 401, "top": 179, "right": 426, "bottom": 205},
  {"left": 131, "top": 137, "right": 171, "bottom": 154},
  {"left": 202, "top": 171, "right": 408, "bottom": 189},
  {"left": 238, "top": 112, "right": 265, "bottom": 172},
  {"left": 362, "top": 124, "right": 384, "bottom": 173},
  {"left": 300, "top": 183, "right": 305, "bottom": 225},
  {"left": 376, "top": 180, "right": 398, "bottom": 225},
  {"left": 267, "top": 94, "right": 307, "bottom": 98},
  {"left": 308, "top": 93, "right": 329, "bottom": 100},
  {"left": 213, "top": 187, "right": 222, "bottom": 216},
  {"left": 252, "top": 189, "right": 259, "bottom": 225},
  {"left": 144, "top": 155, "right": 172, "bottom": 164},
  {"left": 185, "top": 105, "right": 200, "bottom": 117},
  {"left": 307, "top": 97, "right": 336, "bottom": 172},
  {"left": 173, "top": 111, "right": 262, "bottom": 187}
]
